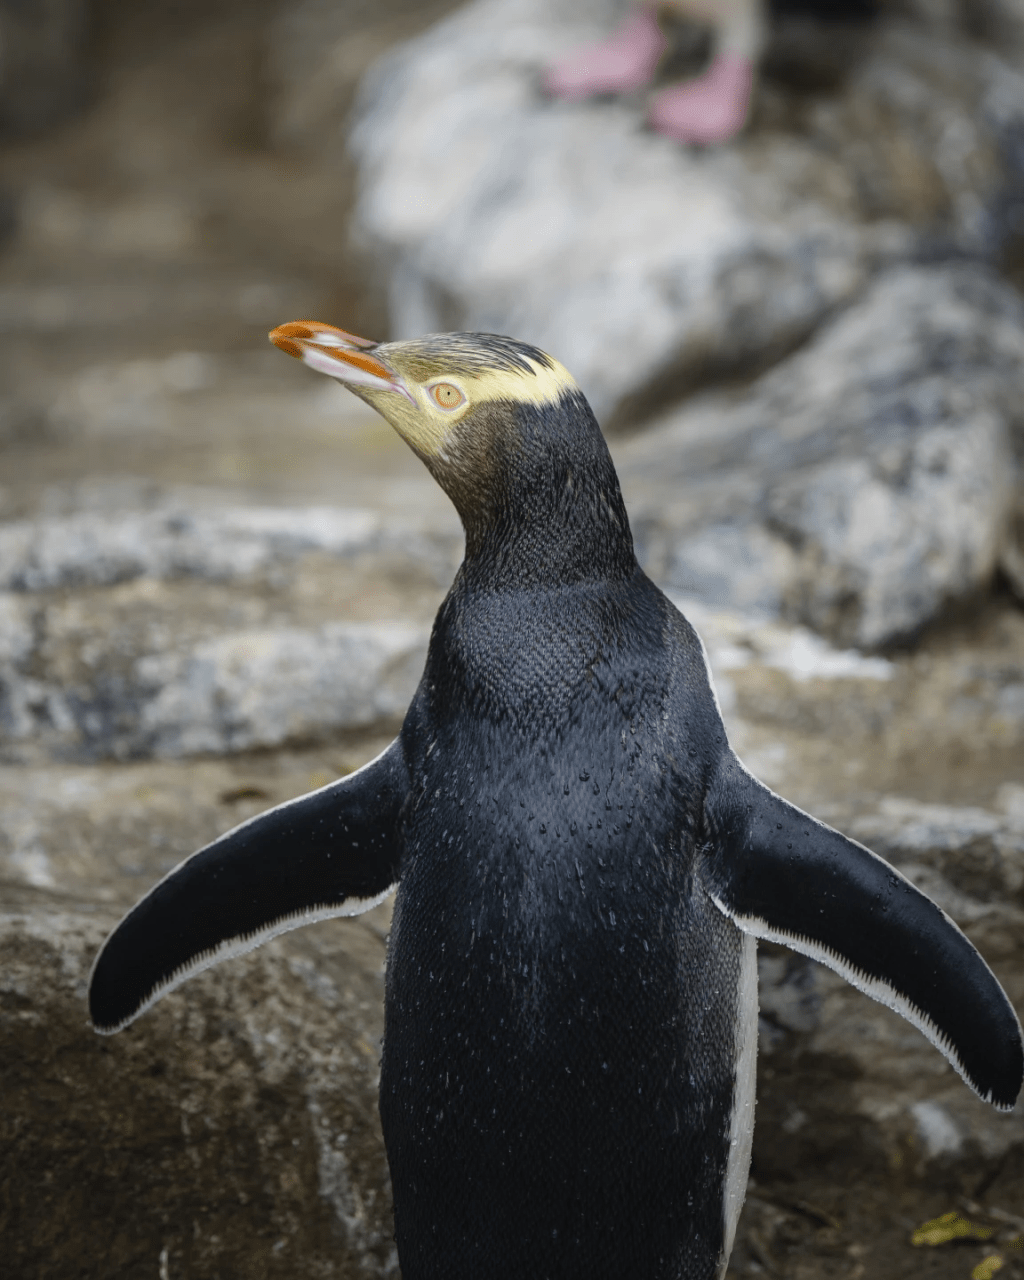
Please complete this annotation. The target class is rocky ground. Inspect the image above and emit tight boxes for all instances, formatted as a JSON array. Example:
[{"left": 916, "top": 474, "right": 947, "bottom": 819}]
[{"left": 2, "top": 2, "right": 1023, "bottom": 1279}]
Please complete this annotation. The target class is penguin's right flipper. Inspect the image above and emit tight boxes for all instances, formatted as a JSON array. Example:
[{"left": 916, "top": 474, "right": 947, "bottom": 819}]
[
  {"left": 89, "top": 739, "right": 409, "bottom": 1035},
  {"left": 702, "top": 753, "right": 1024, "bottom": 1111}
]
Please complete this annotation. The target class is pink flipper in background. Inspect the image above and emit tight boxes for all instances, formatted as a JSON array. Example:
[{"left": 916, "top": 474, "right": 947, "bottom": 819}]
[
  {"left": 648, "top": 50, "right": 754, "bottom": 144},
  {"left": 544, "top": 6, "right": 665, "bottom": 101}
]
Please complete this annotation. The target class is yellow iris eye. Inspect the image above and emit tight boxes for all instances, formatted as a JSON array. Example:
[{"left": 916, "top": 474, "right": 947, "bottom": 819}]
[{"left": 431, "top": 383, "right": 465, "bottom": 410}]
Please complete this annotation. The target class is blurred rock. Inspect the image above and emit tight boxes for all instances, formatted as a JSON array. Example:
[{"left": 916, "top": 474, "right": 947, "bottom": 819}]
[
  {"left": 851, "top": 794, "right": 1024, "bottom": 906},
  {"left": 134, "top": 621, "right": 426, "bottom": 758},
  {"left": 0, "top": 504, "right": 461, "bottom": 761},
  {"left": 711, "top": 609, "right": 1024, "bottom": 797},
  {"left": 1, "top": 610, "right": 427, "bottom": 761},
  {"left": 351, "top": 0, "right": 1024, "bottom": 421},
  {"left": 622, "top": 265, "right": 1024, "bottom": 646},
  {"left": 265, "top": 0, "right": 461, "bottom": 155},
  {"left": 758, "top": 948, "right": 822, "bottom": 1043},
  {"left": 969, "top": 0, "right": 1024, "bottom": 57},
  {"left": 765, "top": 419, "right": 1009, "bottom": 646},
  {"left": 0, "top": 506, "right": 383, "bottom": 592},
  {"left": 0, "top": 0, "right": 90, "bottom": 137},
  {"left": 0, "top": 596, "right": 430, "bottom": 762}
]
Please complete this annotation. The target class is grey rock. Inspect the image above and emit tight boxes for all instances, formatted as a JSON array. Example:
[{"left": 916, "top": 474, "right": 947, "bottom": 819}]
[
  {"left": 0, "top": 592, "right": 73, "bottom": 747},
  {"left": 663, "top": 524, "right": 798, "bottom": 619},
  {"left": 0, "top": 502, "right": 461, "bottom": 596},
  {"left": 758, "top": 949, "right": 822, "bottom": 1047},
  {"left": 766, "top": 416, "right": 1011, "bottom": 646},
  {"left": 621, "top": 265, "right": 1024, "bottom": 646},
  {"left": 743, "top": 265, "right": 1024, "bottom": 475},
  {"left": 850, "top": 794, "right": 1024, "bottom": 905},
  {"left": 0, "top": 592, "right": 33, "bottom": 664},
  {"left": 0, "top": 506, "right": 383, "bottom": 592},
  {"left": 0, "top": 0, "right": 90, "bottom": 137},
  {"left": 135, "top": 621, "right": 428, "bottom": 758},
  {"left": 265, "top": 0, "right": 462, "bottom": 155},
  {"left": 0, "top": 505, "right": 453, "bottom": 760},
  {"left": 351, "top": 0, "right": 1024, "bottom": 420},
  {"left": 1, "top": 619, "right": 428, "bottom": 760},
  {"left": 910, "top": 1098, "right": 967, "bottom": 1159},
  {"left": 0, "top": 901, "right": 399, "bottom": 1279}
]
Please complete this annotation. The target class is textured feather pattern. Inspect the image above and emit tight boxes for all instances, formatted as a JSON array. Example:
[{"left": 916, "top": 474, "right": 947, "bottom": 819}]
[
  {"left": 369, "top": 390, "right": 746, "bottom": 1278},
  {"left": 385, "top": 570, "right": 746, "bottom": 1280},
  {"left": 701, "top": 756, "right": 1024, "bottom": 1111},
  {"left": 89, "top": 740, "right": 408, "bottom": 1033}
]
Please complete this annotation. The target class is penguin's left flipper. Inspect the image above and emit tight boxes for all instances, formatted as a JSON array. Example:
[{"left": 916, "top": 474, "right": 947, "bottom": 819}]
[
  {"left": 702, "top": 753, "right": 1024, "bottom": 1111},
  {"left": 89, "top": 739, "right": 409, "bottom": 1035}
]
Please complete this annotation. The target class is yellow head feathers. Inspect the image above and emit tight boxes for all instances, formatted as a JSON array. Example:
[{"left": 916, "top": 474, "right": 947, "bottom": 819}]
[{"left": 269, "top": 322, "right": 578, "bottom": 458}]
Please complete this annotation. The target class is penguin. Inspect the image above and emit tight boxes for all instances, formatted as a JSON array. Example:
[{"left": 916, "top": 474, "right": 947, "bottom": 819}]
[
  {"left": 89, "top": 321, "right": 1024, "bottom": 1280},
  {"left": 544, "top": 0, "right": 883, "bottom": 145}
]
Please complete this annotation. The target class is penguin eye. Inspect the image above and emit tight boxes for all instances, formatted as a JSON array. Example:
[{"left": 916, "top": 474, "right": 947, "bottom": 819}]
[{"left": 430, "top": 382, "right": 466, "bottom": 411}]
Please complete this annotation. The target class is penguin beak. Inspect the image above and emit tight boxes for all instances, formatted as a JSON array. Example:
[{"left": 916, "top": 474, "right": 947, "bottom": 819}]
[{"left": 269, "top": 320, "right": 415, "bottom": 403}]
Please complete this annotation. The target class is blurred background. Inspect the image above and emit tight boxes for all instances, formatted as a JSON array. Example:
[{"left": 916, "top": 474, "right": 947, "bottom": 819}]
[{"left": 1, "top": 0, "right": 1023, "bottom": 1276}]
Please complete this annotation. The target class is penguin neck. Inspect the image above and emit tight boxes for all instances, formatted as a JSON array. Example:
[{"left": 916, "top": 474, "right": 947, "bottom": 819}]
[{"left": 443, "top": 395, "right": 638, "bottom": 592}]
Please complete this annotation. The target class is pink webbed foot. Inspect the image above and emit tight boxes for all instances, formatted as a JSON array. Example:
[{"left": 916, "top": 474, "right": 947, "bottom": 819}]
[
  {"left": 544, "top": 6, "right": 666, "bottom": 102},
  {"left": 648, "top": 51, "right": 754, "bottom": 145}
]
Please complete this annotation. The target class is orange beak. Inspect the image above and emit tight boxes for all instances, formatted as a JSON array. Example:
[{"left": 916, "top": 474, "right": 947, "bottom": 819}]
[{"left": 269, "top": 320, "right": 413, "bottom": 401}]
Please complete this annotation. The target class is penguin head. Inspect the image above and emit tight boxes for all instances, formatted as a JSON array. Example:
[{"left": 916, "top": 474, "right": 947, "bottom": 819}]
[
  {"left": 270, "top": 320, "right": 634, "bottom": 582},
  {"left": 271, "top": 323, "right": 584, "bottom": 504}
]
